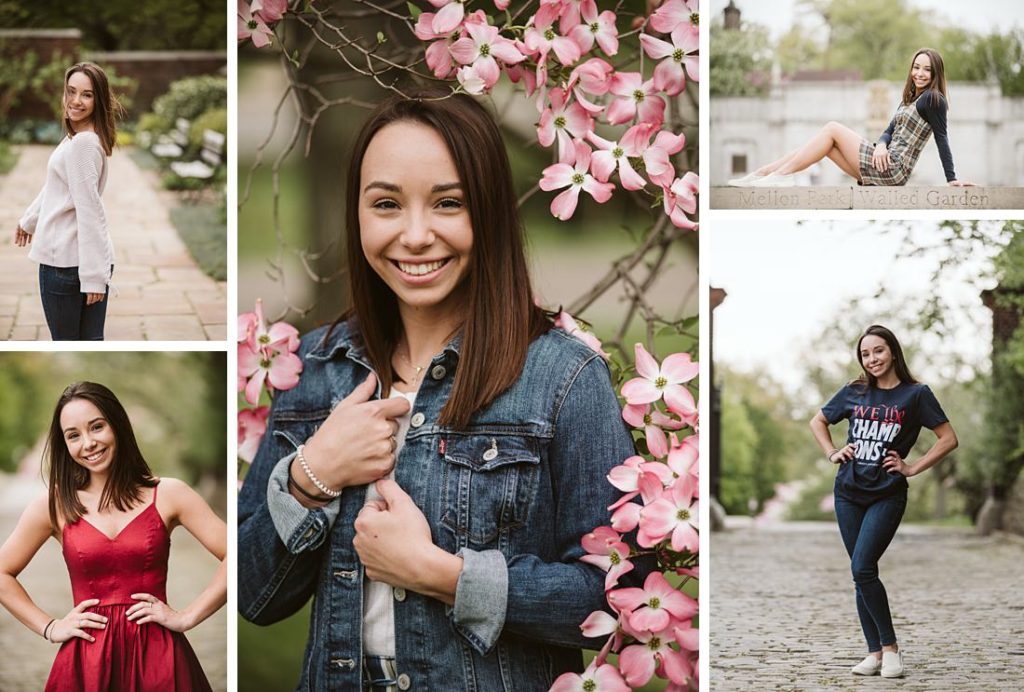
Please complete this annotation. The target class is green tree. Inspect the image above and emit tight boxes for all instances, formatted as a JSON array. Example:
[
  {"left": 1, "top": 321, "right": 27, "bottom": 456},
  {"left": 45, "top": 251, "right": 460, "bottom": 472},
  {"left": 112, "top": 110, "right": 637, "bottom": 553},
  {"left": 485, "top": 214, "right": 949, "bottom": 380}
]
[
  {"left": 776, "top": 23, "right": 825, "bottom": 76},
  {"left": 0, "top": 0, "right": 225, "bottom": 51},
  {"left": 710, "top": 18, "right": 773, "bottom": 97},
  {"left": 798, "top": 0, "right": 935, "bottom": 79}
]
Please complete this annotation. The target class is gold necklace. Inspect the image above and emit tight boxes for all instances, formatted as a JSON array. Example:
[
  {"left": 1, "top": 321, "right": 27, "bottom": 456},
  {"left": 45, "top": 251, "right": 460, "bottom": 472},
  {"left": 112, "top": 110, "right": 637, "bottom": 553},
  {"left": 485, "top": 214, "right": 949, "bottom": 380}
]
[{"left": 395, "top": 347, "right": 430, "bottom": 385}]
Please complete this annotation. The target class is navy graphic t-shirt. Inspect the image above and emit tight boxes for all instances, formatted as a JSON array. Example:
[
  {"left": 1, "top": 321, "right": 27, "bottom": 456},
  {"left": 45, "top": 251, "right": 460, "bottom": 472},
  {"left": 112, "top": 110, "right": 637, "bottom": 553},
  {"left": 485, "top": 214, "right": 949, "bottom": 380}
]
[{"left": 822, "top": 381, "right": 948, "bottom": 499}]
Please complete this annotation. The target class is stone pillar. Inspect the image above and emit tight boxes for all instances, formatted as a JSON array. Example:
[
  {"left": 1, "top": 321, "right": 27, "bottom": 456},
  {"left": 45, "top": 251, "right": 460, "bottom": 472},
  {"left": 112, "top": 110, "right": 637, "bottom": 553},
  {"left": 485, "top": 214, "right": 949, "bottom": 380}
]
[{"left": 710, "top": 287, "right": 728, "bottom": 530}]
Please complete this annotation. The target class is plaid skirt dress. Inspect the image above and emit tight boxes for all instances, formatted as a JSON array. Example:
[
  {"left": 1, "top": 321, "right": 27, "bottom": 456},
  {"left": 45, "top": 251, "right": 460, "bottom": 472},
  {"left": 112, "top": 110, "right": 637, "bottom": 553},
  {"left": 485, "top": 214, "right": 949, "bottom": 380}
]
[{"left": 858, "top": 98, "right": 933, "bottom": 186}]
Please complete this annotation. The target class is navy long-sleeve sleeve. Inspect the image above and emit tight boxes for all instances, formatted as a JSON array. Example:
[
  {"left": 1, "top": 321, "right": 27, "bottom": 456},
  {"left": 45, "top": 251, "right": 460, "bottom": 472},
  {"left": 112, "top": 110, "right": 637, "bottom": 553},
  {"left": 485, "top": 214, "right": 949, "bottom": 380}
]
[
  {"left": 878, "top": 117, "right": 896, "bottom": 147},
  {"left": 916, "top": 92, "right": 956, "bottom": 182}
]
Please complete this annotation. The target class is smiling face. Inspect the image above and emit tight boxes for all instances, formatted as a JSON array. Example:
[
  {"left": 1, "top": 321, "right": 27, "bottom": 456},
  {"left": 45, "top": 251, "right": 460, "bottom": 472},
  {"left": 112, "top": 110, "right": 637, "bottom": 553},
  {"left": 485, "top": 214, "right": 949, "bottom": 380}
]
[
  {"left": 64, "top": 70, "right": 96, "bottom": 130},
  {"left": 858, "top": 334, "right": 894, "bottom": 381},
  {"left": 358, "top": 120, "right": 473, "bottom": 320},
  {"left": 60, "top": 398, "right": 117, "bottom": 478},
  {"left": 910, "top": 52, "right": 933, "bottom": 92}
]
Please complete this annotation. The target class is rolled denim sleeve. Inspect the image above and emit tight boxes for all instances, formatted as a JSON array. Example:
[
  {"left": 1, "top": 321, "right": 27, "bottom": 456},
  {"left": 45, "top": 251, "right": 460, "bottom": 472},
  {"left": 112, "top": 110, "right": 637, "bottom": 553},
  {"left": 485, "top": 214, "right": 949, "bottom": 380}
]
[
  {"left": 450, "top": 548, "right": 509, "bottom": 653},
  {"left": 266, "top": 454, "right": 341, "bottom": 553},
  {"left": 450, "top": 353, "right": 640, "bottom": 653}
]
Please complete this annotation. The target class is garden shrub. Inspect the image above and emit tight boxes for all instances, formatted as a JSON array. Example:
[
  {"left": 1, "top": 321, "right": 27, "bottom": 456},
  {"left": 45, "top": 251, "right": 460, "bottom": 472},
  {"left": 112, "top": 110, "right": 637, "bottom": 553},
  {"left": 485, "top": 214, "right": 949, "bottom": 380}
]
[{"left": 152, "top": 75, "right": 226, "bottom": 125}]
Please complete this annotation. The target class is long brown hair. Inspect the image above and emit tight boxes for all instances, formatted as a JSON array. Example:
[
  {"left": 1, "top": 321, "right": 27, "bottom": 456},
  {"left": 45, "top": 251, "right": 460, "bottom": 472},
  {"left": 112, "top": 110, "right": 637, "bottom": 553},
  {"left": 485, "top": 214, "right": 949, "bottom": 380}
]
[
  {"left": 45, "top": 382, "right": 157, "bottom": 528},
  {"left": 62, "top": 62, "right": 122, "bottom": 156},
  {"left": 336, "top": 89, "right": 550, "bottom": 429},
  {"left": 852, "top": 325, "right": 919, "bottom": 389},
  {"left": 901, "top": 48, "right": 948, "bottom": 108}
]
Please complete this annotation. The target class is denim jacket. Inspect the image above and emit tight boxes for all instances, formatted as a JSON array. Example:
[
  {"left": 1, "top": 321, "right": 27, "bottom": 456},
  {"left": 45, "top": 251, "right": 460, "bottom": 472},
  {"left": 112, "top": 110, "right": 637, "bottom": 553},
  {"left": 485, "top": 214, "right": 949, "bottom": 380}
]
[{"left": 238, "top": 319, "right": 636, "bottom": 691}]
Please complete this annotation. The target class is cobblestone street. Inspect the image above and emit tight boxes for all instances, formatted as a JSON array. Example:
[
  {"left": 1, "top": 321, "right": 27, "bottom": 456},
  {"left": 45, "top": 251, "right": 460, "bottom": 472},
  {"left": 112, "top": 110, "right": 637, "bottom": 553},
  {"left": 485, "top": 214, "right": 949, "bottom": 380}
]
[
  {"left": 710, "top": 521, "right": 1024, "bottom": 691},
  {"left": 0, "top": 145, "right": 226, "bottom": 341},
  {"left": 0, "top": 473, "right": 226, "bottom": 691}
]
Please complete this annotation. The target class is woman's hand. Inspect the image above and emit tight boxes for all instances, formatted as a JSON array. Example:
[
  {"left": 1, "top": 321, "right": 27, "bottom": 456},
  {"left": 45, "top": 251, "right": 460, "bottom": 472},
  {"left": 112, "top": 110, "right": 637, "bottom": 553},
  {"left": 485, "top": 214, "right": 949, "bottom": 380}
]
[
  {"left": 871, "top": 143, "right": 891, "bottom": 172},
  {"left": 14, "top": 226, "right": 31, "bottom": 247},
  {"left": 48, "top": 599, "right": 107, "bottom": 643},
  {"left": 882, "top": 449, "right": 915, "bottom": 476},
  {"left": 949, "top": 179, "right": 976, "bottom": 187},
  {"left": 85, "top": 292, "right": 105, "bottom": 305},
  {"left": 126, "top": 593, "right": 193, "bottom": 632},
  {"left": 829, "top": 443, "right": 856, "bottom": 464},
  {"left": 301, "top": 374, "right": 411, "bottom": 493},
  {"left": 353, "top": 479, "right": 462, "bottom": 604}
]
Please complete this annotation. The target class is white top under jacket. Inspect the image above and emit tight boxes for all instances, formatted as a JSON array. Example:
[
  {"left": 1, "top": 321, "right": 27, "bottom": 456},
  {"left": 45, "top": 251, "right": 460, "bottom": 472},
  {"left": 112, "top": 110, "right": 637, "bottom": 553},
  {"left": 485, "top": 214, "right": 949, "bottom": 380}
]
[{"left": 19, "top": 132, "right": 114, "bottom": 294}]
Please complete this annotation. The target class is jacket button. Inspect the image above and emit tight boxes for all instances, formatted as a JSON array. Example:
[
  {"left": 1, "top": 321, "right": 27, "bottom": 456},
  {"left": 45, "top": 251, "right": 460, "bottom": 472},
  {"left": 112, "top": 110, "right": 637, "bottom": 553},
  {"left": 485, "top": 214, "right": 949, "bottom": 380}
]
[
  {"left": 331, "top": 658, "right": 356, "bottom": 670},
  {"left": 430, "top": 365, "right": 446, "bottom": 380},
  {"left": 410, "top": 412, "right": 425, "bottom": 428},
  {"left": 393, "top": 587, "right": 406, "bottom": 602},
  {"left": 397, "top": 673, "right": 412, "bottom": 690}
]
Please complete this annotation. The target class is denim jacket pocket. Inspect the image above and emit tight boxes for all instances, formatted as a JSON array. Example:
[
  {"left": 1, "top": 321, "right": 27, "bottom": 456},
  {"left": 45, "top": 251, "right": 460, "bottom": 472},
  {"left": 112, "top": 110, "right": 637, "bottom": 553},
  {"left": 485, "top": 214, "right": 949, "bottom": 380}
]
[
  {"left": 272, "top": 409, "right": 331, "bottom": 452},
  {"left": 441, "top": 433, "right": 542, "bottom": 548}
]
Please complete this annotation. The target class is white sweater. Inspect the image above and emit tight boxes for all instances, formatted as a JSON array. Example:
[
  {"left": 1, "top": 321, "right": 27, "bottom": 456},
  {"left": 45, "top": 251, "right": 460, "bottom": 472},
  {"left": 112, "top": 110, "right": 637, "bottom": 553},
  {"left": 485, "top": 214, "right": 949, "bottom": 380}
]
[{"left": 19, "top": 132, "right": 114, "bottom": 294}]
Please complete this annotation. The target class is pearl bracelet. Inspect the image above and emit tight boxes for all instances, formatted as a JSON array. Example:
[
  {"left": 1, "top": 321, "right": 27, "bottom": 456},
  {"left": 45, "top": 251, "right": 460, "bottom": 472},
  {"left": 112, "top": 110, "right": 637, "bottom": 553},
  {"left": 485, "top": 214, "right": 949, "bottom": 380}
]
[{"left": 296, "top": 444, "right": 341, "bottom": 498}]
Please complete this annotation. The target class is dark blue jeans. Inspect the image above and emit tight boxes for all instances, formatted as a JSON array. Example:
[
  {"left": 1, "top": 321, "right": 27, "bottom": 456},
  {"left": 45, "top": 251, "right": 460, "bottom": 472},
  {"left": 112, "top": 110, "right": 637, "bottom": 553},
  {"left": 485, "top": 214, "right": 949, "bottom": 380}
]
[
  {"left": 834, "top": 487, "right": 907, "bottom": 652},
  {"left": 38, "top": 264, "right": 109, "bottom": 341}
]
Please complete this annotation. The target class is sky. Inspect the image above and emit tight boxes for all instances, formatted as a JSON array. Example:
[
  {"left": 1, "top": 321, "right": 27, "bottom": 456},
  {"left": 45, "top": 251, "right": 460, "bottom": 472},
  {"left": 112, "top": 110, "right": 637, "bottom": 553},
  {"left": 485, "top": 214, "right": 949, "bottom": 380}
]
[
  {"left": 710, "top": 0, "right": 1024, "bottom": 39},
  {"left": 708, "top": 220, "right": 1000, "bottom": 398}
]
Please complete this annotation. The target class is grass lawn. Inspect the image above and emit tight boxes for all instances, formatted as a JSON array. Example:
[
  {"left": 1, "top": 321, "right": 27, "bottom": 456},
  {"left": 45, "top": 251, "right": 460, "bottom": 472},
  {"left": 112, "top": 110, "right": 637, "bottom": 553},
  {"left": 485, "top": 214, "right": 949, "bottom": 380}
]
[
  {"left": 238, "top": 605, "right": 311, "bottom": 690},
  {"left": 170, "top": 204, "right": 226, "bottom": 281}
]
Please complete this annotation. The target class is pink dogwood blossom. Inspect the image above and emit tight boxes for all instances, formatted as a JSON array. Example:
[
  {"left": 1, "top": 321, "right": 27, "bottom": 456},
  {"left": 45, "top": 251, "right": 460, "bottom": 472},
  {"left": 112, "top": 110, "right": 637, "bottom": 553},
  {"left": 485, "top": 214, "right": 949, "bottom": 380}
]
[
  {"left": 587, "top": 125, "right": 649, "bottom": 191},
  {"left": 537, "top": 88, "right": 593, "bottom": 162},
  {"left": 569, "top": 2, "right": 619, "bottom": 56},
  {"left": 524, "top": 9, "right": 585, "bottom": 66},
  {"left": 539, "top": 140, "right": 614, "bottom": 220},
  {"left": 253, "top": 0, "right": 287, "bottom": 23},
  {"left": 640, "top": 474, "right": 699, "bottom": 553},
  {"left": 238, "top": 1, "right": 274, "bottom": 47},
  {"left": 617, "top": 623, "right": 695, "bottom": 687},
  {"left": 639, "top": 28, "right": 699, "bottom": 96},
  {"left": 622, "top": 401, "right": 685, "bottom": 458},
  {"left": 663, "top": 172, "right": 699, "bottom": 230},
  {"left": 238, "top": 299, "right": 303, "bottom": 405},
  {"left": 606, "top": 72, "right": 666, "bottom": 126},
  {"left": 581, "top": 526, "right": 635, "bottom": 590},
  {"left": 550, "top": 659, "right": 629, "bottom": 692},
  {"left": 624, "top": 126, "right": 686, "bottom": 188},
  {"left": 621, "top": 343, "right": 698, "bottom": 415},
  {"left": 649, "top": 0, "right": 699, "bottom": 38},
  {"left": 238, "top": 406, "right": 270, "bottom": 463},
  {"left": 427, "top": 0, "right": 466, "bottom": 34},
  {"left": 450, "top": 21, "right": 525, "bottom": 89},
  {"left": 609, "top": 571, "right": 697, "bottom": 634}
]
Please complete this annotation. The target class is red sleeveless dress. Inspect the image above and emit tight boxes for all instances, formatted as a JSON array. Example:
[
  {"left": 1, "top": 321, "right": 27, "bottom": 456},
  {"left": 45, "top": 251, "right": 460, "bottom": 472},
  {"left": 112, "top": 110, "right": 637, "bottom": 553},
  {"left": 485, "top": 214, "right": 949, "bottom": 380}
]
[{"left": 46, "top": 485, "right": 212, "bottom": 691}]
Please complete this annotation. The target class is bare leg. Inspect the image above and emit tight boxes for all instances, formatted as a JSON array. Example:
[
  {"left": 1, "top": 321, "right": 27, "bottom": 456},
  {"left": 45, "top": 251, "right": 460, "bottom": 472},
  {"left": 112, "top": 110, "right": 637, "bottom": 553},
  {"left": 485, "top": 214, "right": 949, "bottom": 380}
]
[
  {"left": 754, "top": 149, "right": 799, "bottom": 176},
  {"left": 826, "top": 145, "right": 861, "bottom": 181},
  {"left": 773, "top": 122, "right": 864, "bottom": 176}
]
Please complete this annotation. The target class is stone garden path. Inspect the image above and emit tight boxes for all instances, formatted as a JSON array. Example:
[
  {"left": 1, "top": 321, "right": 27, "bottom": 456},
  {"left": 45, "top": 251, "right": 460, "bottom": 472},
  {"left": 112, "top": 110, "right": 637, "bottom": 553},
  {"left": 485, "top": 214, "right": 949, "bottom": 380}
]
[
  {"left": 0, "top": 145, "right": 225, "bottom": 340},
  {"left": 711, "top": 520, "right": 1024, "bottom": 691}
]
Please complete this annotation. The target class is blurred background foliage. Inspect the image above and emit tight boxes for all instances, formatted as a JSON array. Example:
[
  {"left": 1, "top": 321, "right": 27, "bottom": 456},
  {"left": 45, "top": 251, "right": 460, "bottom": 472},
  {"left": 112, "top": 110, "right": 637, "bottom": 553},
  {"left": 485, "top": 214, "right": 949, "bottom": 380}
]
[
  {"left": 0, "top": 0, "right": 226, "bottom": 51},
  {"left": 0, "top": 352, "right": 226, "bottom": 508},
  {"left": 712, "top": 0, "right": 1024, "bottom": 96},
  {"left": 716, "top": 221, "right": 1023, "bottom": 529}
]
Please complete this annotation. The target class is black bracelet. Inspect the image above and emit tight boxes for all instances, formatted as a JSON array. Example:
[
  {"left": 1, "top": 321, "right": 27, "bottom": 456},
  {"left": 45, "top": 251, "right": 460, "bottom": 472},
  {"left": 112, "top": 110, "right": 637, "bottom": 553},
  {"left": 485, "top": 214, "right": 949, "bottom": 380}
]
[
  {"left": 43, "top": 618, "right": 55, "bottom": 641},
  {"left": 287, "top": 459, "right": 334, "bottom": 503}
]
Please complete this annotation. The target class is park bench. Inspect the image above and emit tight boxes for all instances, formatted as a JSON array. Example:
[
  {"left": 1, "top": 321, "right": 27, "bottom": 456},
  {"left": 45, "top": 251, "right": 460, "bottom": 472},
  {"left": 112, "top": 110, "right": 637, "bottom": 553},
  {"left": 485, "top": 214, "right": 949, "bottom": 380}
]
[
  {"left": 150, "top": 118, "right": 191, "bottom": 159},
  {"left": 169, "top": 129, "right": 225, "bottom": 192}
]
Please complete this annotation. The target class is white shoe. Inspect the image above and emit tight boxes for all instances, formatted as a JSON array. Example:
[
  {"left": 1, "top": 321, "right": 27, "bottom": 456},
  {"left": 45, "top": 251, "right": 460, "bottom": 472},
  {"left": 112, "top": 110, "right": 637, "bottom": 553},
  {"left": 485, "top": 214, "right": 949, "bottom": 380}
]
[
  {"left": 748, "top": 173, "right": 796, "bottom": 187},
  {"left": 851, "top": 655, "right": 881, "bottom": 676},
  {"left": 726, "top": 171, "right": 765, "bottom": 186},
  {"left": 880, "top": 650, "right": 904, "bottom": 678}
]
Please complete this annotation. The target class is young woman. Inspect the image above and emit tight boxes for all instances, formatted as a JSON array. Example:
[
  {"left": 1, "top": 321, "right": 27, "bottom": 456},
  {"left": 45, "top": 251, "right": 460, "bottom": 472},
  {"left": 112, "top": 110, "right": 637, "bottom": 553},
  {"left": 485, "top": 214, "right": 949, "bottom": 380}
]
[
  {"left": 810, "top": 325, "right": 958, "bottom": 679},
  {"left": 237, "top": 90, "right": 637, "bottom": 690},
  {"left": 15, "top": 62, "right": 119, "bottom": 340},
  {"left": 730, "top": 48, "right": 971, "bottom": 187},
  {"left": 0, "top": 382, "right": 227, "bottom": 690}
]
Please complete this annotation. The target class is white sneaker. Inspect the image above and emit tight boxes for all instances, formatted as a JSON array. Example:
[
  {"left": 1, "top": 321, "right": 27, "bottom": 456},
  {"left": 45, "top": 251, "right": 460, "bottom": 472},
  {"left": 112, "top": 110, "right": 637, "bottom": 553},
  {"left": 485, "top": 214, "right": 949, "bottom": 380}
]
[
  {"left": 880, "top": 650, "right": 904, "bottom": 678},
  {"left": 748, "top": 173, "right": 796, "bottom": 187},
  {"left": 726, "top": 172, "right": 764, "bottom": 186},
  {"left": 851, "top": 655, "right": 881, "bottom": 675}
]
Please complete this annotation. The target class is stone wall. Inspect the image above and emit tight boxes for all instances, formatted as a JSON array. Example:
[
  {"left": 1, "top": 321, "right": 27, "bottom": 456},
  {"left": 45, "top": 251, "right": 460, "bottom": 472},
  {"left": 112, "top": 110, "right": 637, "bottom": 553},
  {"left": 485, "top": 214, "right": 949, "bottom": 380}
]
[
  {"left": 0, "top": 29, "right": 225, "bottom": 119},
  {"left": 711, "top": 185, "right": 1024, "bottom": 209},
  {"left": 711, "top": 80, "right": 1024, "bottom": 187}
]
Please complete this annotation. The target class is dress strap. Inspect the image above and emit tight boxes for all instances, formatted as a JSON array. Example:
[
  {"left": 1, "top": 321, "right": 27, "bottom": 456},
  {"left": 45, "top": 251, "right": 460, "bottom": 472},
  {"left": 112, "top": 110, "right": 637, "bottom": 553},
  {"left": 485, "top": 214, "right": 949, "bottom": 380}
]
[{"left": 151, "top": 478, "right": 160, "bottom": 504}]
